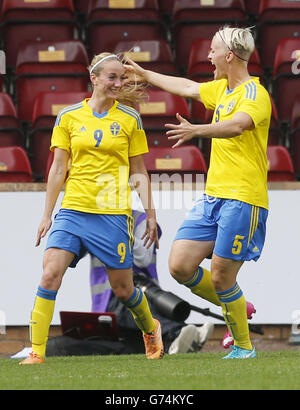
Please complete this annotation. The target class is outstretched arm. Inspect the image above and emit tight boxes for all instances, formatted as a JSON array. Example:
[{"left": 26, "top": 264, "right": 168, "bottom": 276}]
[
  {"left": 124, "top": 58, "right": 202, "bottom": 101},
  {"left": 166, "top": 112, "right": 255, "bottom": 147}
]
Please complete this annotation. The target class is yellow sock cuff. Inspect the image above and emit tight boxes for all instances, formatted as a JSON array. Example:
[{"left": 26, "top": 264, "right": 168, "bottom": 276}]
[
  {"left": 123, "top": 288, "right": 156, "bottom": 334},
  {"left": 184, "top": 267, "right": 221, "bottom": 306}
]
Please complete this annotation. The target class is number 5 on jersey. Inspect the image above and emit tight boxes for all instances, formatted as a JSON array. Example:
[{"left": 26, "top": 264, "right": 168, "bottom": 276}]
[{"left": 232, "top": 235, "right": 245, "bottom": 255}]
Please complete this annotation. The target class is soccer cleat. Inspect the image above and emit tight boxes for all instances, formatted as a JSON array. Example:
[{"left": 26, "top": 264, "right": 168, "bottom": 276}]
[
  {"left": 168, "top": 323, "right": 214, "bottom": 354},
  {"left": 19, "top": 352, "right": 45, "bottom": 365},
  {"left": 222, "top": 329, "right": 234, "bottom": 349},
  {"left": 143, "top": 319, "right": 164, "bottom": 359},
  {"left": 222, "top": 345, "right": 256, "bottom": 359},
  {"left": 168, "top": 324, "right": 199, "bottom": 354},
  {"left": 222, "top": 301, "right": 256, "bottom": 349}
]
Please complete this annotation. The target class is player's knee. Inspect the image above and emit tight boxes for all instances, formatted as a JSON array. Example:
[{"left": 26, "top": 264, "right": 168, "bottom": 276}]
[
  {"left": 41, "top": 255, "right": 63, "bottom": 290},
  {"left": 169, "top": 259, "right": 190, "bottom": 283},
  {"left": 211, "top": 269, "right": 231, "bottom": 292},
  {"left": 211, "top": 275, "right": 223, "bottom": 292},
  {"left": 112, "top": 285, "right": 132, "bottom": 302},
  {"left": 40, "top": 270, "right": 62, "bottom": 290}
]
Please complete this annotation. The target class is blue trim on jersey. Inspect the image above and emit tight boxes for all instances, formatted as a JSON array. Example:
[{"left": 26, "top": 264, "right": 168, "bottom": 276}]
[
  {"left": 116, "top": 103, "right": 143, "bottom": 129},
  {"left": 93, "top": 110, "right": 108, "bottom": 119},
  {"left": 245, "top": 82, "right": 257, "bottom": 101},
  {"left": 245, "top": 83, "right": 251, "bottom": 99},
  {"left": 55, "top": 102, "right": 84, "bottom": 126},
  {"left": 251, "top": 81, "right": 257, "bottom": 101},
  {"left": 117, "top": 103, "right": 143, "bottom": 129},
  {"left": 226, "top": 87, "right": 235, "bottom": 95}
]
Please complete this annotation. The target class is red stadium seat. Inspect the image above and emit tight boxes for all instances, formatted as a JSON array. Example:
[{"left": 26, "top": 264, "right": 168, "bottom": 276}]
[
  {"left": 143, "top": 145, "right": 207, "bottom": 181},
  {"left": 290, "top": 96, "right": 300, "bottom": 177},
  {"left": 244, "top": 0, "right": 260, "bottom": 17},
  {"left": 0, "top": 92, "right": 24, "bottom": 147},
  {"left": 0, "top": 0, "right": 77, "bottom": 68},
  {"left": 0, "top": 145, "right": 33, "bottom": 182},
  {"left": 187, "top": 38, "right": 263, "bottom": 83},
  {"left": 29, "top": 91, "right": 91, "bottom": 180},
  {"left": 257, "top": 0, "right": 300, "bottom": 69},
  {"left": 15, "top": 40, "right": 89, "bottom": 122},
  {"left": 272, "top": 38, "right": 300, "bottom": 122},
  {"left": 73, "top": 0, "right": 90, "bottom": 15},
  {"left": 187, "top": 39, "right": 214, "bottom": 83},
  {"left": 158, "top": 0, "right": 176, "bottom": 15},
  {"left": 247, "top": 48, "right": 264, "bottom": 80},
  {"left": 267, "top": 145, "right": 295, "bottom": 181},
  {"left": 86, "top": 0, "right": 166, "bottom": 58},
  {"left": 114, "top": 39, "right": 177, "bottom": 75},
  {"left": 137, "top": 89, "right": 190, "bottom": 147},
  {"left": 172, "top": 0, "right": 247, "bottom": 71}
]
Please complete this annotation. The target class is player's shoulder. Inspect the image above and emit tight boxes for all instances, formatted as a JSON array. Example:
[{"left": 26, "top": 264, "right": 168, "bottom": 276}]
[
  {"left": 115, "top": 102, "right": 143, "bottom": 130},
  {"left": 201, "top": 78, "right": 228, "bottom": 91},
  {"left": 55, "top": 101, "right": 85, "bottom": 126},
  {"left": 243, "top": 78, "right": 270, "bottom": 102}
]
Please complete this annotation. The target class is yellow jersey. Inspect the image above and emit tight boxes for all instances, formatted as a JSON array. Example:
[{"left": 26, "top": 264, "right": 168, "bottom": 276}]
[
  {"left": 199, "top": 77, "right": 271, "bottom": 209},
  {"left": 50, "top": 98, "right": 148, "bottom": 215}
]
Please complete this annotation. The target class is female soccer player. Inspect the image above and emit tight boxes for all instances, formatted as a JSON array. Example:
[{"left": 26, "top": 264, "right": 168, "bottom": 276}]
[
  {"left": 20, "top": 53, "right": 163, "bottom": 364},
  {"left": 125, "top": 26, "right": 271, "bottom": 359}
]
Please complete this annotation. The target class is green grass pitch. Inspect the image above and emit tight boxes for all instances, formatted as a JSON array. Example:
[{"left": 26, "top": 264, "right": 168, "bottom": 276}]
[{"left": 1, "top": 351, "right": 300, "bottom": 390}]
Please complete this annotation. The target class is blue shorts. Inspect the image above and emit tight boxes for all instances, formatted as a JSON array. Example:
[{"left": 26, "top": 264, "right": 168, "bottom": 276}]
[
  {"left": 46, "top": 209, "right": 134, "bottom": 269},
  {"left": 175, "top": 195, "right": 268, "bottom": 261}
]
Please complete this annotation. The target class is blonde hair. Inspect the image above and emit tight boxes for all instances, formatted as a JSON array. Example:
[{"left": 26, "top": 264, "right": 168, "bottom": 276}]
[
  {"left": 217, "top": 26, "right": 255, "bottom": 62},
  {"left": 88, "top": 52, "right": 148, "bottom": 108}
]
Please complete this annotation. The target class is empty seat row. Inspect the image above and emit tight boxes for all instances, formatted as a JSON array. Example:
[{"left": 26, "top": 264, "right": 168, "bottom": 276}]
[
  {"left": 171, "top": 0, "right": 300, "bottom": 70},
  {"left": 0, "top": 0, "right": 168, "bottom": 68},
  {"left": 0, "top": 143, "right": 295, "bottom": 184},
  {"left": 1, "top": 0, "right": 300, "bottom": 72},
  {"left": 0, "top": 0, "right": 77, "bottom": 68}
]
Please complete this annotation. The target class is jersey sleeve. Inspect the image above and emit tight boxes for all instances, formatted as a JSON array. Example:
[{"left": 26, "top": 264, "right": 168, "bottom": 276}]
[
  {"left": 50, "top": 111, "right": 71, "bottom": 153},
  {"left": 128, "top": 113, "right": 149, "bottom": 157},
  {"left": 199, "top": 80, "right": 225, "bottom": 111},
  {"left": 236, "top": 86, "right": 271, "bottom": 128}
]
